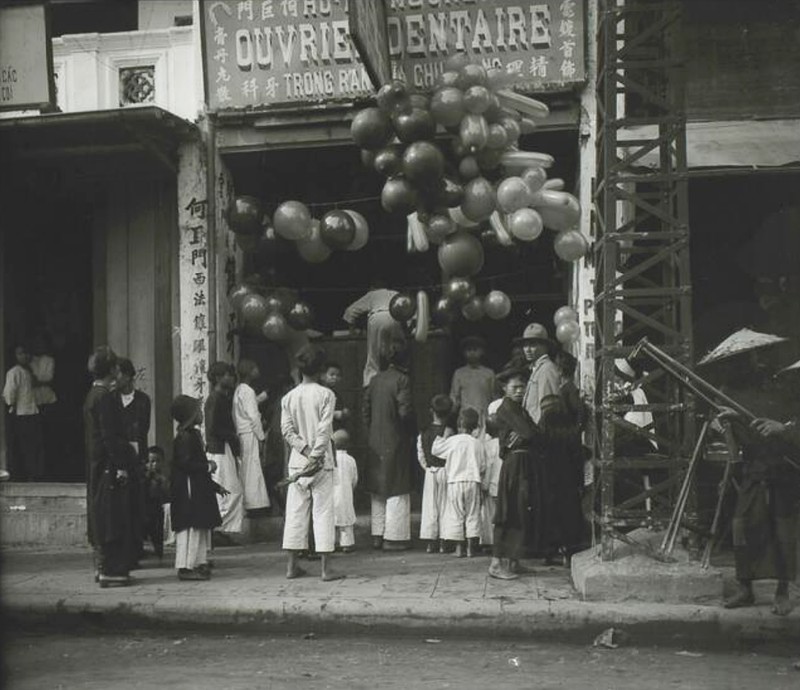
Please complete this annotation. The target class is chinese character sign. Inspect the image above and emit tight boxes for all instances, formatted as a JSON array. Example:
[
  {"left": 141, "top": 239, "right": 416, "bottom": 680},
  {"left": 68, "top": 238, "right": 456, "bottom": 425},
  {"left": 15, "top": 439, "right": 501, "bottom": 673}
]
[{"left": 201, "top": 0, "right": 585, "bottom": 110}]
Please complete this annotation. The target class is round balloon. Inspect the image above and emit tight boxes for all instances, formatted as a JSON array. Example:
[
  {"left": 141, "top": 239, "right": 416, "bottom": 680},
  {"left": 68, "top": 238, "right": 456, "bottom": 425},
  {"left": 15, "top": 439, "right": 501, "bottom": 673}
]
[
  {"left": 522, "top": 167, "right": 547, "bottom": 194},
  {"left": 444, "top": 53, "right": 471, "bottom": 73},
  {"left": 426, "top": 214, "right": 456, "bottom": 243},
  {"left": 437, "top": 177, "right": 465, "bottom": 208},
  {"left": 320, "top": 210, "right": 356, "bottom": 250},
  {"left": 484, "top": 290, "right": 512, "bottom": 320},
  {"left": 497, "top": 177, "right": 533, "bottom": 214},
  {"left": 376, "top": 81, "right": 411, "bottom": 115},
  {"left": 393, "top": 108, "right": 436, "bottom": 143},
  {"left": 458, "top": 156, "right": 481, "bottom": 180},
  {"left": 476, "top": 147, "right": 504, "bottom": 172},
  {"left": 554, "top": 306, "right": 579, "bottom": 326},
  {"left": 240, "top": 294, "right": 269, "bottom": 330},
  {"left": 436, "top": 70, "right": 461, "bottom": 89},
  {"left": 227, "top": 196, "right": 263, "bottom": 235},
  {"left": 381, "top": 177, "right": 417, "bottom": 215},
  {"left": 461, "top": 177, "right": 496, "bottom": 222},
  {"left": 402, "top": 141, "right": 445, "bottom": 186},
  {"left": 389, "top": 293, "right": 416, "bottom": 322},
  {"left": 373, "top": 146, "right": 403, "bottom": 177},
  {"left": 296, "top": 220, "right": 332, "bottom": 263},
  {"left": 444, "top": 276, "right": 476, "bottom": 304},
  {"left": 556, "top": 320, "right": 581, "bottom": 344},
  {"left": 343, "top": 210, "right": 369, "bottom": 251},
  {"left": 432, "top": 296, "right": 457, "bottom": 326},
  {"left": 351, "top": 107, "right": 393, "bottom": 150},
  {"left": 273, "top": 201, "right": 313, "bottom": 241},
  {"left": 430, "top": 87, "right": 465, "bottom": 127},
  {"left": 228, "top": 283, "right": 254, "bottom": 310},
  {"left": 458, "top": 63, "right": 488, "bottom": 89},
  {"left": 286, "top": 301, "right": 314, "bottom": 331},
  {"left": 508, "top": 208, "right": 544, "bottom": 242},
  {"left": 263, "top": 293, "right": 284, "bottom": 313},
  {"left": 463, "top": 85, "right": 491, "bottom": 114},
  {"left": 486, "top": 123, "right": 509, "bottom": 149},
  {"left": 262, "top": 313, "right": 289, "bottom": 342},
  {"left": 554, "top": 230, "right": 589, "bottom": 262},
  {"left": 461, "top": 295, "right": 485, "bottom": 321},
  {"left": 460, "top": 113, "right": 489, "bottom": 151},
  {"left": 438, "top": 231, "right": 485, "bottom": 277},
  {"left": 272, "top": 287, "right": 298, "bottom": 314}
]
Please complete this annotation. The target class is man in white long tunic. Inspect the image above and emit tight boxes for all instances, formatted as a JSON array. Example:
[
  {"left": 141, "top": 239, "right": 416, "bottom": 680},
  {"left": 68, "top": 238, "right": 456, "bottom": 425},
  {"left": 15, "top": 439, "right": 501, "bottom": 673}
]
[{"left": 233, "top": 360, "right": 270, "bottom": 512}]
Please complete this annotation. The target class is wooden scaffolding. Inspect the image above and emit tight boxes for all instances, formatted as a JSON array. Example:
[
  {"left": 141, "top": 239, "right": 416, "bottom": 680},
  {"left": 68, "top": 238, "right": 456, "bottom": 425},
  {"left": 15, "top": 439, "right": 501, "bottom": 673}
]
[{"left": 593, "top": 0, "right": 694, "bottom": 559}]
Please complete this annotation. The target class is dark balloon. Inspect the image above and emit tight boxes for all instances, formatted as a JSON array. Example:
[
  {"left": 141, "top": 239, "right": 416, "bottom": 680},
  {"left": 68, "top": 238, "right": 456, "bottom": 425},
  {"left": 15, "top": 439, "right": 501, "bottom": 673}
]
[
  {"left": 227, "top": 196, "right": 264, "bottom": 235},
  {"left": 461, "top": 295, "right": 485, "bottom": 322},
  {"left": 272, "top": 287, "right": 298, "bottom": 314},
  {"left": 261, "top": 313, "right": 289, "bottom": 341},
  {"left": 381, "top": 177, "right": 418, "bottom": 214},
  {"left": 286, "top": 301, "right": 314, "bottom": 331},
  {"left": 438, "top": 177, "right": 465, "bottom": 208},
  {"left": 228, "top": 283, "right": 254, "bottom": 309},
  {"left": 351, "top": 107, "right": 393, "bottom": 150},
  {"left": 320, "top": 210, "right": 356, "bottom": 250},
  {"left": 393, "top": 107, "right": 436, "bottom": 143},
  {"left": 389, "top": 293, "right": 417, "bottom": 322},
  {"left": 432, "top": 296, "right": 457, "bottom": 326},
  {"left": 240, "top": 294, "right": 269, "bottom": 331},
  {"left": 373, "top": 146, "right": 403, "bottom": 177},
  {"left": 444, "top": 277, "right": 476, "bottom": 305},
  {"left": 402, "top": 141, "right": 445, "bottom": 186},
  {"left": 438, "top": 231, "right": 485, "bottom": 277},
  {"left": 376, "top": 81, "right": 411, "bottom": 115},
  {"left": 263, "top": 293, "right": 284, "bottom": 313}
]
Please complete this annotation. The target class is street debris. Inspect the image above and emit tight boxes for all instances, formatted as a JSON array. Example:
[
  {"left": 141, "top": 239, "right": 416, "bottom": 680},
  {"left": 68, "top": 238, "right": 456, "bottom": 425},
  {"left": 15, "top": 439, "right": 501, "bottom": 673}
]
[
  {"left": 592, "top": 627, "right": 629, "bottom": 649},
  {"left": 508, "top": 657, "right": 520, "bottom": 668},
  {"left": 675, "top": 651, "right": 704, "bottom": 658},
  {"left": 424, "top": 639, "right": 441, "bottom": 644},
  {"left": 303, "top": 632, "right": 317, "bottom": 640}
]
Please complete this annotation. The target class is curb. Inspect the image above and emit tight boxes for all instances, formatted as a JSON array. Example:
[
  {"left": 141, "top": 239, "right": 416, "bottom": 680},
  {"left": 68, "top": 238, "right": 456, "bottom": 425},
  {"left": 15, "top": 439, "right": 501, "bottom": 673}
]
[{"left": 5, "top": 593, "right": 800, "bottom": 649}]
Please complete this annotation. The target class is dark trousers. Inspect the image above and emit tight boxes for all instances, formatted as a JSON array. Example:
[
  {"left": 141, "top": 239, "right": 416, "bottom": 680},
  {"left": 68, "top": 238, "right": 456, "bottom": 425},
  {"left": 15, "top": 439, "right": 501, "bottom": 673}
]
[
  {"left": 101, "top": 540, "right": 132, "bottom": 577},
  {"left": 8, "top": 414, "right": 45, "bottom": 481}
]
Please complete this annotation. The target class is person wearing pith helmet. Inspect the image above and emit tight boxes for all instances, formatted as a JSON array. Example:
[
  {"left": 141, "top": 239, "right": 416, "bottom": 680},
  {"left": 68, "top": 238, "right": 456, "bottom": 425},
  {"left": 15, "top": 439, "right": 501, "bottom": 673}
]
[{"left": 517, "top": 323, "right": 561, "bottom": 426}]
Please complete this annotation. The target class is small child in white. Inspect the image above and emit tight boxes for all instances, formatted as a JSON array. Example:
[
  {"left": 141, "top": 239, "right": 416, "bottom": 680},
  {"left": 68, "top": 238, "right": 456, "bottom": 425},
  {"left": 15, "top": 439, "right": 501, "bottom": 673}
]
[
  {"left": 332, "top": 429, "right": 358, "bottom": 553},
  {"left": 417, "top": 394, "right": 454, "bottom": 554},
  {"left": 479, "top": 399, "right": 504, "bottom": 550},
  {"left": 432, "top": 407, "right": 486, "bottom": 558}
]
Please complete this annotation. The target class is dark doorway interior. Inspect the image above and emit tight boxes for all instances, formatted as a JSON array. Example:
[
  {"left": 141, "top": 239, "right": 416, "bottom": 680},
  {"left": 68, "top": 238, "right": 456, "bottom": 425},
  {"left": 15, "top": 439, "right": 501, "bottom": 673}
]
[{"left": 3, "top": 175, "right": 94, "bottom": 481}]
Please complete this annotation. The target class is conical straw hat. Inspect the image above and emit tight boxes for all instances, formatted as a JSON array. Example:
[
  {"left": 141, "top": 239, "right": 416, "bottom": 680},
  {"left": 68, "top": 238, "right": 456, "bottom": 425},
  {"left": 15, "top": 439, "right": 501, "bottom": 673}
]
[{"left": 697, "top": 328, "right": 789, "bottom": 366}]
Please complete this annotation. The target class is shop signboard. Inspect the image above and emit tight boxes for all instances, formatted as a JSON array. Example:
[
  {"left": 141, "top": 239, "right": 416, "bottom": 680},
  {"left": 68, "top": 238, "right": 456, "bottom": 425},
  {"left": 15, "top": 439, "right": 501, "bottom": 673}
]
[
  {"left": 0, "top": 3, "right": 55, "bottom": 112},
  {"left": 201, "top": 0, "right": 585, "bottom": 112},
  {"left": 349, "top": 0, "right": 392, "bottom": 91}
]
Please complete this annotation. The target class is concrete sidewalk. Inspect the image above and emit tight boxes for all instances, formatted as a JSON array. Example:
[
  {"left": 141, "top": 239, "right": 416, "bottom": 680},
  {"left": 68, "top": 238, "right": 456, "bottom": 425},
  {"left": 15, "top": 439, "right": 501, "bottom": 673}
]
[{"left": 3, "top": 538, "right": 799, "bottom": 648}]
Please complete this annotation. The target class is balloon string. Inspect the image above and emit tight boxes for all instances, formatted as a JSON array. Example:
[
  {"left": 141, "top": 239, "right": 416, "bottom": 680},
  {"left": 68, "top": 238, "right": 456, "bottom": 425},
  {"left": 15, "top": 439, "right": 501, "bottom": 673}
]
[
  {"left": 291, "top": 268, "right": 532, "bottom": 294},
  {"left": 263, "top": 195, "right": 382, "bottom": 210}
]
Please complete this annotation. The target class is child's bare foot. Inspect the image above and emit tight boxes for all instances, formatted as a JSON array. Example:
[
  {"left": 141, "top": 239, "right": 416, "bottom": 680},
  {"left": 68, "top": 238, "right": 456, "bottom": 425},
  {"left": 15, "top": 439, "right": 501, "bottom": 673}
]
[
  {"left": 286, "top": 566, "right": 307, "bottom": 580},
  {"left": 488, "top": 559, "right": 518, "bottom": 580},
  {"left": 321, "top": 570, "right": 346, "bottom": 582},
  {"left": 439, "top": 540, "right": 446, "bottom": 554},
  {"left": 426, "top": 542, "right": 436, "bottom": 554},
  {"left": 454, "top": 542, "right": 465, "bottom": 558}
]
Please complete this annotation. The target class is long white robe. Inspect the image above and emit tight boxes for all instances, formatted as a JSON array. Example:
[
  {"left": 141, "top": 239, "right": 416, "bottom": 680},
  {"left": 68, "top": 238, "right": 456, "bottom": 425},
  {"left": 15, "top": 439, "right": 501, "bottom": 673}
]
[{"left": 233, "top": 383, "right": 270, "bottom": 510}]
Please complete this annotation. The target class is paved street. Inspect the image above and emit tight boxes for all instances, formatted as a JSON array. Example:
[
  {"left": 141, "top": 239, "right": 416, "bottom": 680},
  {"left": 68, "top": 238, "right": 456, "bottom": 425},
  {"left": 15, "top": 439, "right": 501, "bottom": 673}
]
[{"left": 4, "top": 629, "right": 799, "bottom": 690}]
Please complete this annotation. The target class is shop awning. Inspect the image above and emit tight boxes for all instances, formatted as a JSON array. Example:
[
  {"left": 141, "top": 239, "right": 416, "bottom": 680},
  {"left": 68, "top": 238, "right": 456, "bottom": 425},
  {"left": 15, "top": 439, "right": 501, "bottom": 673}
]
[
  {"left": 0, "top": 106, "right": 197, "bottom": 173},
  {"left": 620, "top": 119, "right": 800, "bottom": 174}
]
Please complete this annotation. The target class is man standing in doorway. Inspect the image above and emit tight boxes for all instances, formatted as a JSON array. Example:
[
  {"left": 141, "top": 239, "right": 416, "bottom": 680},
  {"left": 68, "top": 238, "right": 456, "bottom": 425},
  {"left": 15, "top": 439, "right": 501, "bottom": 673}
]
[
  {"left": 3, "top": 344, "right": 44, "bottom": 481},
  {"left": 519, "top": 323, "right": 561, "bottom": 425}
]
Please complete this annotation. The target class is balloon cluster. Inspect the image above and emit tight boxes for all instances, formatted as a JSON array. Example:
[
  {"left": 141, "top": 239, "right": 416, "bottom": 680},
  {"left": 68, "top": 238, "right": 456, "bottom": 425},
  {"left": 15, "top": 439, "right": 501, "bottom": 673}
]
[
  {"left": 389, "top": 283, "right": 512, "bottom": 328},
  {"left": 228, "top": 282, "right": 314, "bottom": 343},
  {"left": 351, "top": 55, "right": 589, "bottom": 270},
  {"left": 227, "top": 196, "right": 369, "bottom": 263},
  {"left": 553, "top": 305, "right": 580, "bottom": 345}
]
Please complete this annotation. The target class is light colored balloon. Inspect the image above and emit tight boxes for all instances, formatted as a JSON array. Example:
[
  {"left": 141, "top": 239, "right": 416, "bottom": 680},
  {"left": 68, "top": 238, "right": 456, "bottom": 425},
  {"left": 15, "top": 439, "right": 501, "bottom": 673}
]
[
  {"left": 554, "top": 306, "right": 579, "bottom": 326},
  {"left": 556, "top": 320, "right": 581, "bottom": 344},
  {"left": 460, "top": 176, "right": 496, "bottom": 222},
  {"left": 484, "top": 290, "right": 512, "bottom": 320},
  {"left": 449, "top": 206, "right": 480, "bottom": 228},
  {"left": 343, "top": 210, "right": 369, "bottom": 251},
  {"left": 508, "top": 207, "right": 544, "bottom": 241},
  {"left": 496, "top": 177, "right": 533, "bottom": 214},
  {"left": 554, "top": 230, "right": 589, "bottom": 262},
  {"left": 273, "top": 200, "right": 313, "bottom": 241},
  {"left": 522, "top": 167, "right": 547, "bottom": 194},
  {"left": 489, "top": 211, "right": 514, "bottom": 246}
]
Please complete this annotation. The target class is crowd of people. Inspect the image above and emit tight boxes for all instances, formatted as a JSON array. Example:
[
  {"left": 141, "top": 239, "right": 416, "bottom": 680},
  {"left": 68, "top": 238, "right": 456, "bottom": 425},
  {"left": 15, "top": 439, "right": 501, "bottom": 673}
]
[{"left": 79, "top": 320, "right": 590, "bottom": 587}]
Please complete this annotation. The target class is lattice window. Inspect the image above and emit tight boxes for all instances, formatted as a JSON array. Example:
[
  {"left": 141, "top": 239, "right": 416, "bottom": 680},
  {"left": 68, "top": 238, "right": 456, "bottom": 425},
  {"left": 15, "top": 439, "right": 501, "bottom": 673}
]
[{"left": 119, "top": 66, "right": 156, "bottom": 106}]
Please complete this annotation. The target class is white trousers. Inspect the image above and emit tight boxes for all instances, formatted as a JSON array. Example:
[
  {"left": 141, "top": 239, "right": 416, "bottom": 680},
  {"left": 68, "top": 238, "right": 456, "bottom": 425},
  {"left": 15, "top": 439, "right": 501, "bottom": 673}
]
[
  {"left": 479, "top": 493, "right": 497, "bottom": 546},
  {"left": 370, "top": 494, "right": 411, "bottom": 541},
  {"left": 419, "top": 469, "right": 448, "bottom": 540},
  {"left": 336, "top": 525, "right": 355, "bottom": 548},
  {"left": 282, "top": 469, "right": 335, "bottom": 553},
  {"left": 442, "top": 482, "right": 482, "bottom": 541},
  {"left": 210, "top": 444, "right": 244, "bottom": 534},
  {"left": 238, "top": 432, "right": 270, "bottom": 510},
  {"left": 174, "top": 528, "right": 210, "bottom": 570}
]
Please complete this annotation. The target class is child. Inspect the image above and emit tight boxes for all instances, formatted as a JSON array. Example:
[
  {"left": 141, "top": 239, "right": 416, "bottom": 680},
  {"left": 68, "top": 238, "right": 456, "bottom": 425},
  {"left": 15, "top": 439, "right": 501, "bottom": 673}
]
[
  {"left": 143, "top": 446, "right": 169, "bottom": 560},
  {"left": 432, "top": 407, "right": 486, "bottom": 558},
  {"left": 479, "top": 399, "right": 504, "bottom": 550},
  {"left": 280, "top": 344, "right": 344, "bottom": 581},
  {"left": 332, "top": 429, "right": 358, "bottom": 553},
  {"left": 206, "top": 362, "right": 245, "bottom": 539},
  {"left": 450, "top": 336, "right": 495, "bottom": 425},
  {"left": 170, "top": 395, "right": 227, "bottom": 581},
  {"left": 322, "top": 361, "right": 351, "bottom": 432},
  {"left": 417, "top": 394, "right": 453, "bottom": 554},
  {"left": 233, "top": 359, "right": 271, "bottom": 513}
]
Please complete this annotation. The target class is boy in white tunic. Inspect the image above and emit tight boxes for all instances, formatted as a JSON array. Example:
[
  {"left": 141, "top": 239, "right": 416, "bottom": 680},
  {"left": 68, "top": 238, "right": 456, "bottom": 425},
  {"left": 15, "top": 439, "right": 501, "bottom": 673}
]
[
  {"left": 280, "top": 344, "right": 344, "bottom": 581},
  {"left": 233, "top": 360, "right": 270, "bottom": 513},
  {"left": 479, "top": 399, "right": 504, "bottom": 549},
  {"left": 332, "top": 429, "right": 358, "bottom": 552},
  {"left": 432, "top": 408, "right": 486, "bottom": 558}
]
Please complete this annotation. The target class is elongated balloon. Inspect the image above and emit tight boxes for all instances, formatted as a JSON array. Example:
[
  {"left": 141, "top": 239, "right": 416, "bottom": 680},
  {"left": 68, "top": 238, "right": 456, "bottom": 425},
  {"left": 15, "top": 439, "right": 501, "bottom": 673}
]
[
  {"left": 495, "top": 90, "right": 550, "bottom": 119},
  {"left": 500, "top": 151, "right": 555, "bottom": 170},
  {"left": 489, "top": 211, "right": 514, "bottom": 246}
]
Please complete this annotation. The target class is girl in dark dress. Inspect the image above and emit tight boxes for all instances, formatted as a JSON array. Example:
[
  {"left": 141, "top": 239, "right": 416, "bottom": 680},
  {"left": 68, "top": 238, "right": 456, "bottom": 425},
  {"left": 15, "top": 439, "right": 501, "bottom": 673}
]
[
  {"left": 170, "top": 395, "right": 226, "bottom": 581},
  {"left": 488, "top": 367, "right": 549, "bottom": 580}
]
